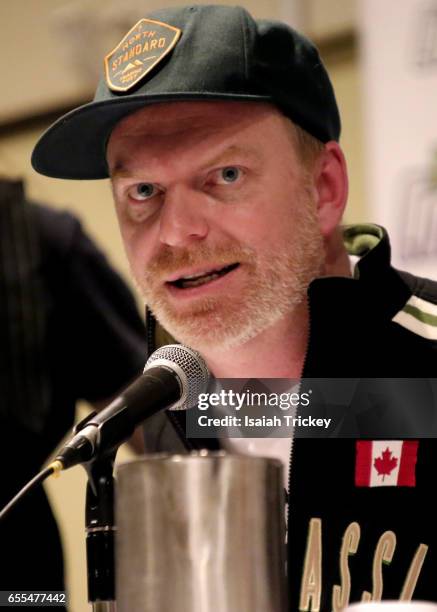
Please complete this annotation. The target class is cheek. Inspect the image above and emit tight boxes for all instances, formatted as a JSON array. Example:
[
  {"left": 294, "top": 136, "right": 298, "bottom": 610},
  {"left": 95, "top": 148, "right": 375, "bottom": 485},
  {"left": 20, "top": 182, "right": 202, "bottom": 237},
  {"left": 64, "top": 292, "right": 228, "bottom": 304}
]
[
  {"left": 116, "top": 217, "right": 153, "bottom": 277},
  {"left": 235, "top": 202, "right": 284, "bottom": 247}
]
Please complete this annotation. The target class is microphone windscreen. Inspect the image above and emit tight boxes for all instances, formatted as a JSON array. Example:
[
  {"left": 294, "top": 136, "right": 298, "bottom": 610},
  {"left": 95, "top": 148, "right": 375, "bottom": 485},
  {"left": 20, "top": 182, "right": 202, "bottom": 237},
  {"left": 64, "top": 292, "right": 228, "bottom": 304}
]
[{"left": 145, "top": 344, "right": 210, "bottom": 410}]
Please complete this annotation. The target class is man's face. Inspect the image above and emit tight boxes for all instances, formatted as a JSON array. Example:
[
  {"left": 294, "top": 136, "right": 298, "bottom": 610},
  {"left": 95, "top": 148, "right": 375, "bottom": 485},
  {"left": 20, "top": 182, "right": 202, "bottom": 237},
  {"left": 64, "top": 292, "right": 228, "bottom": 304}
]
[{"left": 107, "top": 101, "right": 324, "bottom": 350}]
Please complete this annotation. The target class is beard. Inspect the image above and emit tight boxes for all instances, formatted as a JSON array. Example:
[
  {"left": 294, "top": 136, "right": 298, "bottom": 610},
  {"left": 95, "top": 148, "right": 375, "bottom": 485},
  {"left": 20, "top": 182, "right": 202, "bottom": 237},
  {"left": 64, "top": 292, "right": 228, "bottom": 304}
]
[{"left": 135, "top": 186, "right": 324, "bottom": 351}]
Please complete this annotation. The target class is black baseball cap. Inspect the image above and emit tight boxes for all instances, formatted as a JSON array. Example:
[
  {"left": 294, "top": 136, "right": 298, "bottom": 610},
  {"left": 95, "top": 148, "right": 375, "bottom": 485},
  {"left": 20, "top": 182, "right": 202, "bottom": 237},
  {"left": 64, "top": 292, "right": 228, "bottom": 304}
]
[{"left": 31, "top": 4, "right": 340, "bottom": 180}]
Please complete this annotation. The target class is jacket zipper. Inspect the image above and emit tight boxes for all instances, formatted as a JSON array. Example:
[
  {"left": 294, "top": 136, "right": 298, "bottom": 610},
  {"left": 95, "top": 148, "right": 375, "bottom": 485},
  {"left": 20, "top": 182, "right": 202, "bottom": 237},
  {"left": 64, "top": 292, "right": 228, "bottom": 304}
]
[
  {"left": 146, "top": 309, "right": 195, "bottom": 452},
  {"left": 168, "top": 410, "right": 196, "bottom": 451},
  {"left": 287, "top": 301, "right": 312, "bottom": 537},
  {"left": 145, "top": 307, "right": 156, "bottom": 358}
]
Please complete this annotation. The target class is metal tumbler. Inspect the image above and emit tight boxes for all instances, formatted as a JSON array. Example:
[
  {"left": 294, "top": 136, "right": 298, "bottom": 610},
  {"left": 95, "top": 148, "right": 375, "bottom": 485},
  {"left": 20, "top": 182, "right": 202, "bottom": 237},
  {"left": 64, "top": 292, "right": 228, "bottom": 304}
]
[{"left": 115, "top": 451, "right": 286, "bottom": 612}]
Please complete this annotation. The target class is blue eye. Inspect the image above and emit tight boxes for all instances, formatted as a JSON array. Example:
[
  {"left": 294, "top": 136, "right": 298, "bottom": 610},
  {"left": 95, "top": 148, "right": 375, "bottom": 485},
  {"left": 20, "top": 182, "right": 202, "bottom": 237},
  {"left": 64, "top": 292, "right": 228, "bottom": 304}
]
[
  {"left": 129, "top": 183, "right": 157, "bottom": 201},
  {"left": 220, "top": 167, "right": 240, "bottom": 183}
]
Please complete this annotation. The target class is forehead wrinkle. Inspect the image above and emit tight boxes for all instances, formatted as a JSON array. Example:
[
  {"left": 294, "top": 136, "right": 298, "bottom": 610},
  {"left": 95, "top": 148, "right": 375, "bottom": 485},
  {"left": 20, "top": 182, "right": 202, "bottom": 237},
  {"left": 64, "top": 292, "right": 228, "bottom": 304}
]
[
  {"left": 118, "top": 110, "right": 225, "bottom": 140},
  {"left": 109, "top": 123, "right": 220, "bottom": 175}
]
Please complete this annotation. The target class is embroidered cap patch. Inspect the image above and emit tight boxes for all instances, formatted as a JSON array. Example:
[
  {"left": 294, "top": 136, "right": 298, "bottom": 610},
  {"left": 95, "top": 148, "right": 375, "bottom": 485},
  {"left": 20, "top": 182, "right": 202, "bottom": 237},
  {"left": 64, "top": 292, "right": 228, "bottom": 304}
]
[
  {"left": 355, "top": 440, "right": 419, "bottom": 487},
  {"left": 104, "top": 18, "right": 182, "bottom": 92}
]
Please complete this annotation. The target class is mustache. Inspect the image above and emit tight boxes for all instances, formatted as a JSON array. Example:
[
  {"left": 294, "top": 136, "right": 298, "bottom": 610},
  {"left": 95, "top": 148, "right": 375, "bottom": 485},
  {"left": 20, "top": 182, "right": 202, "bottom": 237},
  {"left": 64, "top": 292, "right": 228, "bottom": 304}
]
[{"left": 144, "top": 242, "right": 255, "bottom": 279}]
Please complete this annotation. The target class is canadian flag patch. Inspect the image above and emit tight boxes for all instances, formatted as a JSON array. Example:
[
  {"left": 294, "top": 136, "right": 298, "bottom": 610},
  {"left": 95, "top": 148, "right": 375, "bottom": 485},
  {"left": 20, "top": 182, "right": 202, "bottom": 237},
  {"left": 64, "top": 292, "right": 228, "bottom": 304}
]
[{"left": 355, "top": 441, "right": 419, "bottom": 487}]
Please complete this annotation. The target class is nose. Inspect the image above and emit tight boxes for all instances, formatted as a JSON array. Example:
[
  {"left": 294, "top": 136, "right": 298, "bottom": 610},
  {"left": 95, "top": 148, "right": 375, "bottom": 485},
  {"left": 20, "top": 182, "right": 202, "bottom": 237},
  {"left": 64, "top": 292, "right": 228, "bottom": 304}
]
[{"left": 158, "top": 184, "right": 209, "bottom": 247}]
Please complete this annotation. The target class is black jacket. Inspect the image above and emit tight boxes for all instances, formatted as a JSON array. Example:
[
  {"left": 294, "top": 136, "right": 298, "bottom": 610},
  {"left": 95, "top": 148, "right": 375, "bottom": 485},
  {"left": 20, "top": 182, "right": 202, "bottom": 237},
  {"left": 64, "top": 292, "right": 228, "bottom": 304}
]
[{"left": 144, "top": 225, "right": 437, "bottom": 610}]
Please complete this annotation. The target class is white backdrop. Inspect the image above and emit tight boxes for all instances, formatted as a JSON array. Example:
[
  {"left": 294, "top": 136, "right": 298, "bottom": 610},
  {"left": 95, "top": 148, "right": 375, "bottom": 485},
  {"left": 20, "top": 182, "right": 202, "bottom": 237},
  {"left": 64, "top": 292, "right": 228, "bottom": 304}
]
[{"left": 360, "top": 0, "right": 437, "bottom": 278}]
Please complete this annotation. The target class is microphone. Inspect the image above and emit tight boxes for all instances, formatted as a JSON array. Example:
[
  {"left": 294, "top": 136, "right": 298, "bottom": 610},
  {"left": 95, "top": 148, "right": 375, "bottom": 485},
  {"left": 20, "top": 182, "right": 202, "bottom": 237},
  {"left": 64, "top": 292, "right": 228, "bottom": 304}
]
[{"left": 56, "top": 344, "right": 210, "bottom": 470}]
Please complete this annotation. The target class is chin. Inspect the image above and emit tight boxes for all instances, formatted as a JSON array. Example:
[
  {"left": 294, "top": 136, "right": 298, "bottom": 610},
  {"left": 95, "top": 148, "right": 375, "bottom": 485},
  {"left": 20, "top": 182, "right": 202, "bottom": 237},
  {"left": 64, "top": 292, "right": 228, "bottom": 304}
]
[{"left": 152, "top": 303, "right": 289, "bottom": 354}]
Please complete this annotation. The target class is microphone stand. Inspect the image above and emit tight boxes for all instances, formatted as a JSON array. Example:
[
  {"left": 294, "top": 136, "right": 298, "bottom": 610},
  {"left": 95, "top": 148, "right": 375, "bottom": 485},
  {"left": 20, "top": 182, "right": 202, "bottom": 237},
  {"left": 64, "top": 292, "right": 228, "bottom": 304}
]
[{"left": 84, "top": 453, "right": 117, "bottom": 612}]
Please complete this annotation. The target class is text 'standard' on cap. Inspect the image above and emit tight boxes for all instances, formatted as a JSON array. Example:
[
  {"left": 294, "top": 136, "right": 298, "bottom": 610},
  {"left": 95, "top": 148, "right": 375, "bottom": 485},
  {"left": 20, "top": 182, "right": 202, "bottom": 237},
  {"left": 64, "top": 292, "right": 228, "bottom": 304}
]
[
  {"left": 31, "top": 4, "right": 340, "bottom": 181},
  {"left": 105, "top": 18, "right": 181, "bottom": 92}
]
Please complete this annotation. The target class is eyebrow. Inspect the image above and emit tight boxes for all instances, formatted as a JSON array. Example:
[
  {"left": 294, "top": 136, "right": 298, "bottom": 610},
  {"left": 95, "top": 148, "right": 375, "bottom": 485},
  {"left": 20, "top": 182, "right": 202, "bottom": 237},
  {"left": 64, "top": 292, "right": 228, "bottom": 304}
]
[
  {"left": 198, "top": 144, "right": 262, "bottom": 170},
  {"left": 110, "top": 163, "right": 134, "bottom": 179},
  {"left": 110, "top": 144, "right": 262, "bottom": 180}
]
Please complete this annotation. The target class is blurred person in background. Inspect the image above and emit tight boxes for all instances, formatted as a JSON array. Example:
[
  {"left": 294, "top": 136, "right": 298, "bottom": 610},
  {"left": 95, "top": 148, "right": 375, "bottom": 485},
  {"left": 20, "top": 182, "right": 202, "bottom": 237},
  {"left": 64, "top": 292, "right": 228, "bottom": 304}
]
[{"left": 0, "top": 177, "right": 147, "bottom": 600}]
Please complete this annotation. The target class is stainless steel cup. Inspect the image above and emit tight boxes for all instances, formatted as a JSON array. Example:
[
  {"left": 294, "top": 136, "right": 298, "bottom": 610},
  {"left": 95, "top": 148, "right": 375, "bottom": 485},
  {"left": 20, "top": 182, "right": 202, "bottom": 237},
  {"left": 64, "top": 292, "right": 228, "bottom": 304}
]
[{"left": 115, "top": 451, "right": 286, "bottom": 612}]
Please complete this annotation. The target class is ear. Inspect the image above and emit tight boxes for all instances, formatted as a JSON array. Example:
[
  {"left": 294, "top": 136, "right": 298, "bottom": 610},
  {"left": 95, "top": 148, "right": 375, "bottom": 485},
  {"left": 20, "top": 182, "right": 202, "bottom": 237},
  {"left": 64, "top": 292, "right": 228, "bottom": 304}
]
[{"left": 312, "top": 142, "right": 348, "bottom": 238}]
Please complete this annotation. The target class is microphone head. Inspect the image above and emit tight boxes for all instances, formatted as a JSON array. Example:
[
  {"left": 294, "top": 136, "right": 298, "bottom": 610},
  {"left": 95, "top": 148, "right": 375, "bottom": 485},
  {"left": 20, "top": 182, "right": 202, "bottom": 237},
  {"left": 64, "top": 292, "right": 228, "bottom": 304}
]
[{"left": 144, "top": 344, "right": 210, "bottom": 411}]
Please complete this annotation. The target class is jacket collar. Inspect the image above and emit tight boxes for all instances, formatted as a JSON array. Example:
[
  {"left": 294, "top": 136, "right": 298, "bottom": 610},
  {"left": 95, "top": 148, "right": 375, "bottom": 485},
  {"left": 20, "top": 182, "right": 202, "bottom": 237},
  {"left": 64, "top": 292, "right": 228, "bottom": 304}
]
[
  {"left": 304, "top": 224, "right": 412, "bottom": 377},
  {"left": 308, "top": 224, "right": 410, "bottom": 323}
]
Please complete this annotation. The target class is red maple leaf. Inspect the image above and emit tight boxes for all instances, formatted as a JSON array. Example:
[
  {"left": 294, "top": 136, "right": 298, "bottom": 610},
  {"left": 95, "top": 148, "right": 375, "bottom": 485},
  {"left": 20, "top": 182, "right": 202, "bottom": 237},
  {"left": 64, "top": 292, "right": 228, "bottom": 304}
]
[{"left": 374, "top": 447, "right": 398, "bottom": 481}]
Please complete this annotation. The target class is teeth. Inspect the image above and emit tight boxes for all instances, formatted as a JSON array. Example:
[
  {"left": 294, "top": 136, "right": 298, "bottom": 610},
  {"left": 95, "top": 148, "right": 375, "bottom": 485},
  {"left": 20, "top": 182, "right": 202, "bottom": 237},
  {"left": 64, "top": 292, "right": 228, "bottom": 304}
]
[
  {"left": 180, "top": 272, "right": 220, "bottom": 288},
  {"left": 171, "top": 263, "right": 238, "bottom": 289},
  {"left": 180, "top": 268, "right": 220, "bottom": 281}
]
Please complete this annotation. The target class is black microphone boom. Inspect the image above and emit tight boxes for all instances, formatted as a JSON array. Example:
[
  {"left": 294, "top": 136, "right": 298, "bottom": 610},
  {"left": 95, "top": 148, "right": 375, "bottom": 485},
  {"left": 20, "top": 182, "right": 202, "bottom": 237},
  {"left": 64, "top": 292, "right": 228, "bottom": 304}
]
[
  {"left": 57, "top": 366, "right": 181, "bottom": 469},
  {"left": 56, "top": 344, "right": 209, "bottom": 470},
  {"left": 0, "top": 346, "right": 209, "bottom": 521}
]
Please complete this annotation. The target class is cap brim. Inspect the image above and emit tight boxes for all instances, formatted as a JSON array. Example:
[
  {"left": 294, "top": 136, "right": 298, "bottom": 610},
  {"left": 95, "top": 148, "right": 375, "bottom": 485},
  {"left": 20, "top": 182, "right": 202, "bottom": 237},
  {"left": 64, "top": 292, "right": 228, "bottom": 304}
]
[{"left": 31, "top": 92, "right": 271, "bottom": 180}]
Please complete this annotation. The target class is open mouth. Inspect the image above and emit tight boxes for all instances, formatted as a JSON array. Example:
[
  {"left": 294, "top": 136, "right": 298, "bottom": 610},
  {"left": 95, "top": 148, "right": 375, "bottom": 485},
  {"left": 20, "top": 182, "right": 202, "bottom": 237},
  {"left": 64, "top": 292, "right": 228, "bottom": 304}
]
[{"left": 168, "top": 263, "right": 240, "bottom": 289}]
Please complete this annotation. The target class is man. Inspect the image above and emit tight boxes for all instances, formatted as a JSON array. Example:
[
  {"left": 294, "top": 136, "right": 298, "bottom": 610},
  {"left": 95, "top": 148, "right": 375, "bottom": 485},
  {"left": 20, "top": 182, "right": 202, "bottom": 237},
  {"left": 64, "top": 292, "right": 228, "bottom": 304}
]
[{"left": 32, "top": 5, "right": 437, "bottom": 609}]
